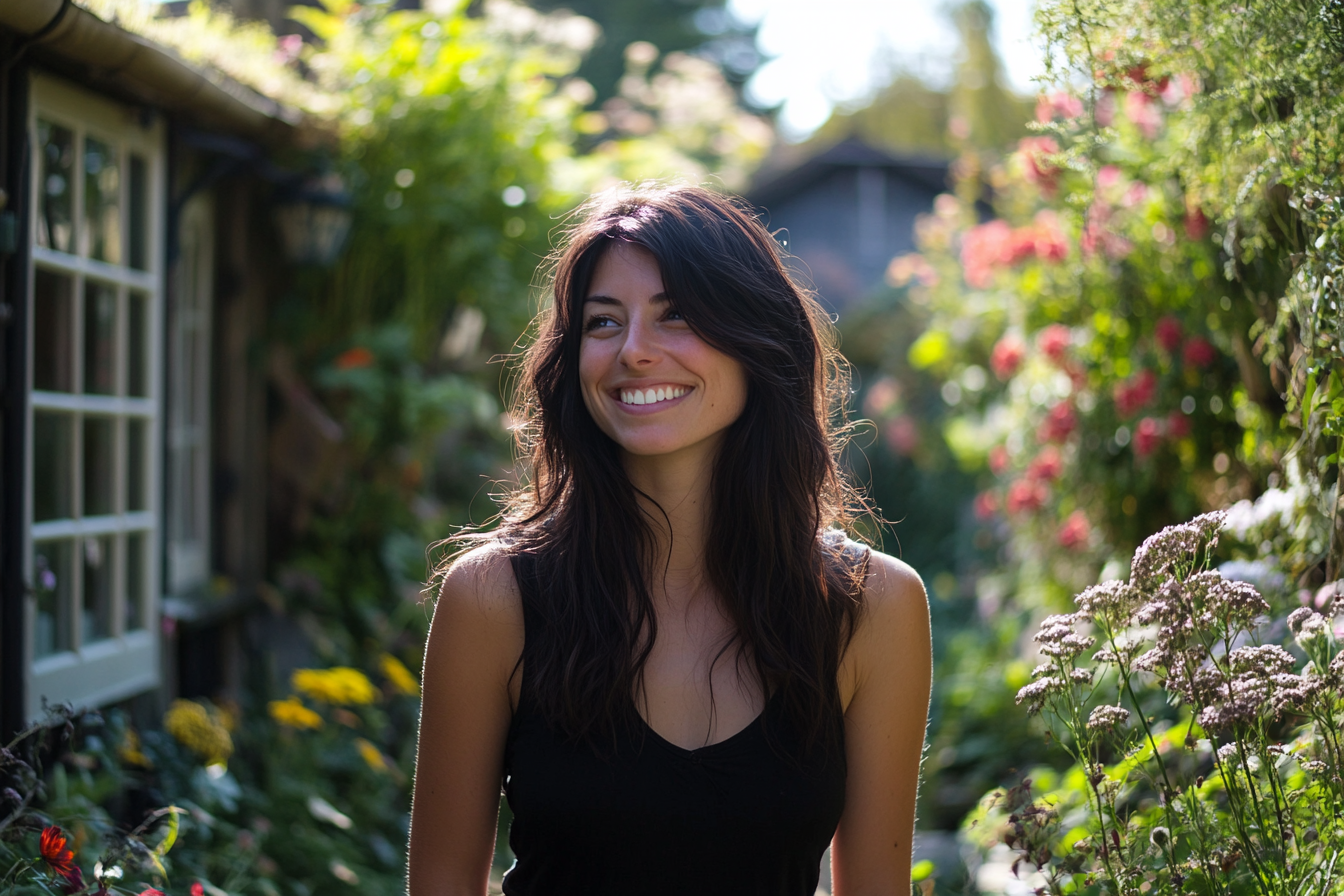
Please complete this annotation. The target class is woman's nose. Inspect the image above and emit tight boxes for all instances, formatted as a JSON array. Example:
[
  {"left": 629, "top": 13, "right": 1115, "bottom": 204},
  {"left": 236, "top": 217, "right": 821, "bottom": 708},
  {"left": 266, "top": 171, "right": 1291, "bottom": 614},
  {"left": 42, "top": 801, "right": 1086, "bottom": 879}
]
[{"left": 617, "top": 316, "right": 660, "bottom": 367}]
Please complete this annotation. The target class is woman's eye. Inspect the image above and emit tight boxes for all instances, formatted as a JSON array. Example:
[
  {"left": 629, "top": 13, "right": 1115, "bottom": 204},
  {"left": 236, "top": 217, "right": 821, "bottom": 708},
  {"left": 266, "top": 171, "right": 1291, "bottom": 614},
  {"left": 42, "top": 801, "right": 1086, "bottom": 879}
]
[
  {"left": 664, "top": 308, "right": 685, "bottom": 322},
  {"left": 584, "top": 315, "right": 617, "bottom": 332}
]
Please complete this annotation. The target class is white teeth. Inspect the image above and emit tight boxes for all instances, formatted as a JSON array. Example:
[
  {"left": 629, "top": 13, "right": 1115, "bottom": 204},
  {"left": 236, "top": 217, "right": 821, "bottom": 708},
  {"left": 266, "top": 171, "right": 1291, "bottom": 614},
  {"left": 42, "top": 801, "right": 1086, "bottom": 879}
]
[{"left": 619, "top": 386, "right": 688, "bottom": 406}]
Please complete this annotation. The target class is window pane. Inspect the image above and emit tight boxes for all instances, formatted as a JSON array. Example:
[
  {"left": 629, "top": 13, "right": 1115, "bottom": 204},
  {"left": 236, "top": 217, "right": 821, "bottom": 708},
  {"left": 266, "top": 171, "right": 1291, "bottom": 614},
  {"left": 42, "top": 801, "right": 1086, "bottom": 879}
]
[
  {"left": 83, "top": 415, "right": 114, "bottom": 516},
  {"left": 82, "top": 535, "right": 113, "bottom": 645},
  {"left": 84, "top": 280, "right": 117, "bottom": 395},
  {"left": 125, "top": 531, "right": 146, "bottom": 631},
  {"left": 83, "top": 136, "right": 121, "bottom": 264},
  {"left": 129, "top": 155, "right": 148, "bottom": 271},
  {"left": 128, "top": 291, "right": 148, "bottom": 397},
  {"left": 36, "top": 119, "right": 74, "bottom": 253},
  {"left": 34, "top": 540, "right": 73, "bottom": 657},
  {"left": 34, "top": 412, "right": 73, "bottom": 521},
  {"left": 34, "top": 268, "right": 74, "bottom": 392},
  {"left": 127, "top": 417, "right": 147, "bottom": 511}
]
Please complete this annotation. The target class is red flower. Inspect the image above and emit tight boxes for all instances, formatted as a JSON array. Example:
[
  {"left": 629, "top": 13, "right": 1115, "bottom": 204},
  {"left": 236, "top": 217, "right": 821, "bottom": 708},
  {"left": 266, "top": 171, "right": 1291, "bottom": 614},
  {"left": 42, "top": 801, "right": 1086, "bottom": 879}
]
[
  {"left": 1057, "top": 511, "right": 1091, "bottom": 549},
  {"left": 334, "top": 345, "right": 375, "bottom": 370},
  {"left": 1031, "top": 211, "right": 1069, "bottom": 263},
  {"left": 1006, "top": 478, "right": 1049, "bottom": 515},
  {"left": 974, "top": 491, "right": 999, "bottom": 520},
  {"left": 1133, "top": 416, "right": 1163, "bottom": 458},
  {"left": 1038, "top": 402, "right": 1077, "bottom": 443},
  {"left": 1018, "top": 136, "right": 1061, "bottom": 194},
  {"left": 39, "top": 827, "right": 82, "bottom": 892},
  {"left": 1184, "top": 197, "right": 1209, "bottom": 240},
  {"left": 961, "top": 220, "right": 1012, "bottom": 288},
  {"left": 1114, "top": 369, "right": 1157, "bottom": 418},
  {"left": 1183, "top": 337, "right": 1217, "bottom": 368},
  {"left": 1035, "top": 91, "right": 1084, "bottom": 123},
  {"left": 1167, "top": 409, "right": 1191, "bottom": 439},
  {"left": 1027, "top": 446, "right": 1064, "bottom": 481},
  {"left": 990, "top": 335, "right": 1026, "bottom": 380},
  {"left": 139, "top": 890, "right": 165, "bottom": 896},
  {"left": 988, "top": 445, "right": 1010, "bottom": 475},
  {"left": 192, "top": 883, "right": 206, "bottom": 896},
  {"left": 1037, "top": 325, "right": 1071, "bottom": 364},
  {"left": 1155, "top": 316, "right": 1183, "bottom": 353}
]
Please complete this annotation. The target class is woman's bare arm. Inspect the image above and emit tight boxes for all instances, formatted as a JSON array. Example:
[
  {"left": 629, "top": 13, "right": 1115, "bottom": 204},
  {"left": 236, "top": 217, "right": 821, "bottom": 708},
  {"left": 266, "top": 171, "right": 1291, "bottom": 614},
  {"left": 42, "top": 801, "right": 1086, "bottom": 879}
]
[
  {"left": 832, "top": 551, "right": 933, "bottom": 896},
  {"left": 408, "top": 545, "right": 525, "bottom": 896}
]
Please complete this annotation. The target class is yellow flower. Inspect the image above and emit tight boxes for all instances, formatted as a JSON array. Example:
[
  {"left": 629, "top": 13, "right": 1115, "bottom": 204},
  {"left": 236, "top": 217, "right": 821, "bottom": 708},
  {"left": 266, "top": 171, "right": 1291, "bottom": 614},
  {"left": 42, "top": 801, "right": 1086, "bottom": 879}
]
[
  {"left": 291, "top": 667, "right": 377, "bottom": 705},
  {"left": 268, "top": 696, "right": 323, "bottom": 730},
  {"left": 379, "top": 653, "right": 420, "bottom": 696},
  {"left": 355, "top": 737, "right": 388, "bottom": 772},
  {"left": 118, "top": 728, "right": 151, "bottom": 768},
  {"left": 164, "top": 699, "right": 233, "bottom": 764}
]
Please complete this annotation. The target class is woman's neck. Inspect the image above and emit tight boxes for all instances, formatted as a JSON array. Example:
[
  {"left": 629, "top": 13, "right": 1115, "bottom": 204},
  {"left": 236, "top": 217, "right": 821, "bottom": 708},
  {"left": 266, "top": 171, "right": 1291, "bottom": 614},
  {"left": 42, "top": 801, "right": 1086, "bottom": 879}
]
[{"left": 622, "top": 443, "right": 718, "bottom": 606}]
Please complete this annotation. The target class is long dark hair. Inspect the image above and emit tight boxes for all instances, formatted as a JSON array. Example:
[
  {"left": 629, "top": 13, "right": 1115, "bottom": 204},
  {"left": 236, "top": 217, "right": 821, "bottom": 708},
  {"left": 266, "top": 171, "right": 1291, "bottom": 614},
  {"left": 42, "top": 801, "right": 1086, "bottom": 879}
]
[{"left": 461, "top": 184, "right": 868, "bottom": 753}]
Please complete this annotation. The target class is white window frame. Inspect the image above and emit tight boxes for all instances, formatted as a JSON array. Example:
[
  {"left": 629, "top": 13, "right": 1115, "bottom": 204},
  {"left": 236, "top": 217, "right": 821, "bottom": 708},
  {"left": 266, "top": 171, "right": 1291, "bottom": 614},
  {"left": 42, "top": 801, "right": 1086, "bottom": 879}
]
[
  {"left": 166, "top": 193, "right": 213, "bottom": 595},
  {"left": 25, "top": 74, "right": 165, "bottom": 719}
]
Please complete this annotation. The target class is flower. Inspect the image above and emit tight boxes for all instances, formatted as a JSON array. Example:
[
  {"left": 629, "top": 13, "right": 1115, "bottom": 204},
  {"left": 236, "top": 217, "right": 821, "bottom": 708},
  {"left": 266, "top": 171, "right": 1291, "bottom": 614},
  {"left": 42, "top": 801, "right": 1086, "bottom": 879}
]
[
  {"left": 118, "top": 727, "right": 151, "bottom": 768},
  {"left": 1027, "top": 447, "right": 1063, "bottom": 481},
  {"left": 974, "top": 490, "right": 999, "bottom": 520},
  {"left": 1087, "top": 704, "right": 1130, "bottom": 730},
  {"left": 1038, "top": 402, "right": 1077, "bottom": 443},
  {"left": 1035, "top": 91, "right": 1084, "bottom": 122},
  {"left": 164, "top": 700, "right": 233, "bottom": 764},
  {"left": 1155, "top": 316, "right": 1183, "bottom": 353},
  {"left": 1032, "top": 211, "right": 1069, "bottom": 262},
  {"left": 1133, "top": 416, "right": 1163, "bottom": 458},
  {"left": 192, "top": 883, "right": 205, "bottom": 896},
  {"left": 334, "top": 346, "right": 375, "bottom": 370},
  {"left": 1114, "top": 370, "right": 1157, "bottom": 418},
  {"left": 990, "top": 334, "right": 1026, "bottom": 380},
  {"left": 293, "top": 667, "right": 378, "bottom": 705},
  {"left": 1183, "top": 337, "right": 1217, "bottom": 368},
  {"left": 1036, "top": 325, "right": 1071, "bottom": 363},
  {"left": 1124, "top": 90, "right": 1163, "bottom": 138},
  {"left": 1057, "top": 511, "right": 1090, "bottom": 549},
  {"left": 1006, "top": 478, "right": 1049, "bottom": 514},
  {"left": 988, "top": 445, "right": 1010, "bottom": 474},
  {"left": 380, "top": 653, "right": 421, "bottom": 696},
  {"left": 1018, "top": 136, "right": 1061, "bottom": 193},
  {"left": 1167, "top": 410, "right": 1191, "bottom": 439},
  {"left": 269, "top": 696, "right": 323, "bottom": 730},
  {"left": 40, "top": 826, "right": 78, "bottom": 887},
  {"left": 355, "top": 737, "right": 389, "bottom": 772}
]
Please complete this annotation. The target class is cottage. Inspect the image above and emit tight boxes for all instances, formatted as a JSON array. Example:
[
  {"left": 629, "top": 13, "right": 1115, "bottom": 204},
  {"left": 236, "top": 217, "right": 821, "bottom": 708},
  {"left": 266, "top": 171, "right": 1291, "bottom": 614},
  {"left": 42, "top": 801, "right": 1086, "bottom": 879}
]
[{"left": 0, "top": 1, "right": 332, "bottom": 737}]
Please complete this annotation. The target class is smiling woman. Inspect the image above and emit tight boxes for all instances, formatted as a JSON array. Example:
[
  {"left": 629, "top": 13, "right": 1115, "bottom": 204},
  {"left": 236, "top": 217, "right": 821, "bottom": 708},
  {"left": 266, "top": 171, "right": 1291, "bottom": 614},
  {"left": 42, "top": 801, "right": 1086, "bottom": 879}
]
[{"left": 409, "top": 184, "right": 931, "bottom": 896}]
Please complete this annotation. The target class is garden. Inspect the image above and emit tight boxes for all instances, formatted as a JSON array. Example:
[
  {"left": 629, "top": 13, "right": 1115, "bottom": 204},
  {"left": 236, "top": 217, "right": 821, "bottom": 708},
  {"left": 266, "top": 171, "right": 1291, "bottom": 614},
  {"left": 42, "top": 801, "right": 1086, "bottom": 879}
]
[{"left": 5, "top": 0, "right": 1344, "bottom": 893}]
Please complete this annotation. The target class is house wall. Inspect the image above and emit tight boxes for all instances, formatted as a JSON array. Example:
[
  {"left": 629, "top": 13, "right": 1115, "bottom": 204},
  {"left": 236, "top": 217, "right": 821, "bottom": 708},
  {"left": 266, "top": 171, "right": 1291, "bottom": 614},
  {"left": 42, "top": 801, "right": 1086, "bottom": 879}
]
[{"left": 754, "top": 165, "right": 943, "bottom": 312}]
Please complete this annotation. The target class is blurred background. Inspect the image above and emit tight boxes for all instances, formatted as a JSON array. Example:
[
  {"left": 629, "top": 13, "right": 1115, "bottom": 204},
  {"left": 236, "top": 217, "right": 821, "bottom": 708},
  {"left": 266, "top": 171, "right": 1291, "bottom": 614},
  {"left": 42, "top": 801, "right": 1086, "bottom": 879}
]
[{"left": 5, "top": 0, "right": 1338, "bottom": 892}]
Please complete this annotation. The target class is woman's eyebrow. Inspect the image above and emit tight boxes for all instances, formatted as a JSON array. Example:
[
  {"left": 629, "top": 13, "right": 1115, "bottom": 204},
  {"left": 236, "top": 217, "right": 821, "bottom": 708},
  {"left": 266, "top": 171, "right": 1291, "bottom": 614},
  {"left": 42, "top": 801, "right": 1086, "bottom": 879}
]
[{"left": 582, "top": 292, "right": 669, "bottom": 305}]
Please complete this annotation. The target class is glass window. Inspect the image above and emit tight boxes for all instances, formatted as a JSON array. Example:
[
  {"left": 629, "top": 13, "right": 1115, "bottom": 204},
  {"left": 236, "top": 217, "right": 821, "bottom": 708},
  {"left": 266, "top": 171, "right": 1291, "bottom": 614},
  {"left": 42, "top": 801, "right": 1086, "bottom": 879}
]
[
  {"left": 34, "top": 269, "right": 74, "bottom": 392},
  {"left": 36, "top": 119, "right": 74, "bottom": 253},
  {"left": 27, "top": 75, "right": 164, "bottom": 715}
]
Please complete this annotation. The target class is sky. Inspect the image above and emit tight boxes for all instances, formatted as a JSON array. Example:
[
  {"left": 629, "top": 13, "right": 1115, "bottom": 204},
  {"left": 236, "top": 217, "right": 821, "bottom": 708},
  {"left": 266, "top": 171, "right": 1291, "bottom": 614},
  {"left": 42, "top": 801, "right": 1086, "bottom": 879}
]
[{"left": 727, "top": 0, "right": 1046, "bottom": 140}]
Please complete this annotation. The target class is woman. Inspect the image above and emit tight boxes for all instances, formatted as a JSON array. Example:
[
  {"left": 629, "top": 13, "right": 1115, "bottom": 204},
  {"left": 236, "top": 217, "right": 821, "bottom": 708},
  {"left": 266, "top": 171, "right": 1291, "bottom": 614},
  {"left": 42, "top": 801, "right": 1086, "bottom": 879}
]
[{"left": 409, "top": 185, "right": 931, "bottom": 896}]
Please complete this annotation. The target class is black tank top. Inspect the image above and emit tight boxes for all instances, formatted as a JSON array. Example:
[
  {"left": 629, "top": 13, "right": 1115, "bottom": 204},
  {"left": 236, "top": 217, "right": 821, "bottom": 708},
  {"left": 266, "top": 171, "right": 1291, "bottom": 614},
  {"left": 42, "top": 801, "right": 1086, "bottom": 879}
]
[{"left": 501, "top": 554, "right": 848, "bottom": 896}]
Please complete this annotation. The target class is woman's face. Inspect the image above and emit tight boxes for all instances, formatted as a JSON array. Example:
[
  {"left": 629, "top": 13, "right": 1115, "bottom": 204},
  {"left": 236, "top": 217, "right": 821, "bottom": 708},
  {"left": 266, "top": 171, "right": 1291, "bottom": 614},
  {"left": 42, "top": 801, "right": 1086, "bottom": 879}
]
[{"left": 578, "top": 242, "right": 748, "bottom": 465}]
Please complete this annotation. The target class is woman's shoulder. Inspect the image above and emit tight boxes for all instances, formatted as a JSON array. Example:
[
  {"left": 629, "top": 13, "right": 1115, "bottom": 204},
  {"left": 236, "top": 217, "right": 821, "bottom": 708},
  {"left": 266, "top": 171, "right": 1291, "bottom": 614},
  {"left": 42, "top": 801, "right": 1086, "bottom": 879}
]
[
  {"left": 861, "top": 548, "right": 926, "bottom": 613},
  {"left": 840, "top": 546, "right": 931, "bottom": 709},
  {"left": 432, "top": 540, "right": 525, "bottom": 631}
]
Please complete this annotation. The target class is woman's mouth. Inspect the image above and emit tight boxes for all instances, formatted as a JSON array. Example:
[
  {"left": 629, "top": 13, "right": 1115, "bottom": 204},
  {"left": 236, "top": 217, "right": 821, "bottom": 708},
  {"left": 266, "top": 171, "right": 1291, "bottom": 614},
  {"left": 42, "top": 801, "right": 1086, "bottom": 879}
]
[{"left": 618, "top": 385, "right": 689, "bottom": 406}]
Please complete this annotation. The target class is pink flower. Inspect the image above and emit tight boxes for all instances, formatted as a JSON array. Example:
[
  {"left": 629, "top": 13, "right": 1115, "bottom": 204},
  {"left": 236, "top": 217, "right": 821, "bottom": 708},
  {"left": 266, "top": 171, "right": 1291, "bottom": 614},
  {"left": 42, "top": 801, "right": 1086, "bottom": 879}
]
[
  {"left": 988, "top": 445, "right": 1010, "bottom": 475},
  {"left": 990, "top": 335, "right": 1026, "bottom": 380},
  {"left": 1038, "top": 402, "right": 1077, "bottom": 443},
  {"left": 1124, "top": 90, "right": 1163, "bottom": 139},
  {"left": 1114, "top": 369, "right": 1157, "bottom": 418},
  {"left": 1167, "top": 410, "right": 1191, "bottom": 439},
  {"left": 1057, "top": 511, "right": 1091, "bottom": 549},
  {"left": 1018, "top": 136, "right": 1061, "bottom": 193},
  {"left": 1032, "top": 211, "right": 1069, "bottom": 262},
  {"left": 1027, "top": 446, "right": 1064, "bottom": 481},
  {"left": 961, "top": 220, "right": 1012, "bottom": 288},
  {"left": 1097, "top": 164, "right": 1124, "bottom": 192},
  {"left": 1160, "top": 73, "right": 1199, "bottom": 107},
  {"left": 1006, "top": 478, "right": 1049, "bottom": 515},
  {"left": 1037, "top": 325, "right": 1071, "bottom": 364},
  {"left": 1081, "top": 202, "right": 1133, "bottom": 260},
  {"left": 1184, "top": 196, "right": 1209, "bottom": 240},
  {"left": 1184, "top": 337, "right": 1217, "bottom": 368},
  {"left": 1134, "top": 416, "right": 1163, "bottom": 457},
  {"left": 1035, "top": 91, "right": 1084, "bottom": 122},
  {"left": 974, "top": 491, "right": 1000, "bottom": 520},
  {"left": 1155, "top": 316, "right": 1183, "bottom": 353}
]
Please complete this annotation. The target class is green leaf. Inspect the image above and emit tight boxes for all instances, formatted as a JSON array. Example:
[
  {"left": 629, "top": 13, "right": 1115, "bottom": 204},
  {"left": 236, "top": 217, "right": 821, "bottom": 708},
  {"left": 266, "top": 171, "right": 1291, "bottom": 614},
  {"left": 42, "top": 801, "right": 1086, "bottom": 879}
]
[
  {"left": 1303, "top": 372, "right": 1317, "bottom": 417},
  {"left": 908, "top": 330, "right": 951, "bottom": 370},
  {"left": 156, "top": 806, "right": 182, "bottom": 857},
  {"left": 911, "top": 859, "right": 936, "bottom": 882}
]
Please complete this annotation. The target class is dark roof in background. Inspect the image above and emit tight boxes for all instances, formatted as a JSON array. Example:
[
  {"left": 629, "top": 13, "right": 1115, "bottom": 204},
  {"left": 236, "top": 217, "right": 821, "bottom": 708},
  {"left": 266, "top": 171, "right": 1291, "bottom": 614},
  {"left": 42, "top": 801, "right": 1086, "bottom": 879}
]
[{"left": 749, "top": 139, "right": 949, "bottom": 208}]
